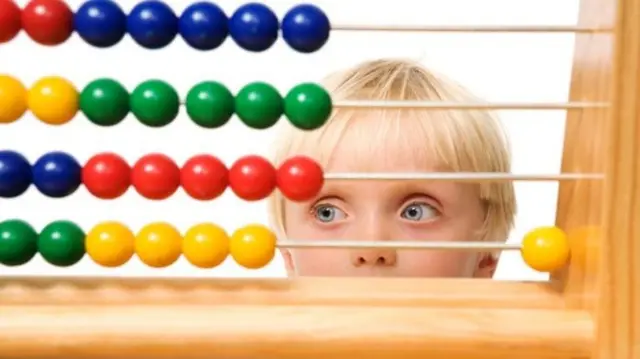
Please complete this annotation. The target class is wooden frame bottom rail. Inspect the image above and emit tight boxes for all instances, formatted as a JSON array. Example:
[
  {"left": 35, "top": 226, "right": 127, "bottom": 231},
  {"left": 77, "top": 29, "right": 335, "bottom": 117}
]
[
  {"left": 0, "top": 305, "right": 592, "bottom": 359},
  {"left": 0, "top": 277, "right": 564, "bottom": 308}
]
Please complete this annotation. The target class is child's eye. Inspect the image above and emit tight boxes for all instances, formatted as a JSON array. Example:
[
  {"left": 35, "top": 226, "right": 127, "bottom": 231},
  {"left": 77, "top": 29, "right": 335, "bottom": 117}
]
[
  {"left": 313, "top": 204, "right": 346, "bottom": 223},
  {"left": 400, "top": 202, "right": 439, "bottom": 222}
]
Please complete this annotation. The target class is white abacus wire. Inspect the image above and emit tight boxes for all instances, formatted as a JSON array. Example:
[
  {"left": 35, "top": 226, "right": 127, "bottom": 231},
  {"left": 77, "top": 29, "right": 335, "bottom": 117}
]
[
  {"left": 331, "top": 24, "right": 612, "bottom": 33},
  {"left": 331, "top": 100, "right": 609, "bottom": 110},
  {"left": 277, "top": 240, "right": 521, "bottom": 251},
  {"left": 323, "top": 172, "right": 604, "bottom": 181},
  {"left": 177, "top": 100, "right": 608, "bottom": 110}
]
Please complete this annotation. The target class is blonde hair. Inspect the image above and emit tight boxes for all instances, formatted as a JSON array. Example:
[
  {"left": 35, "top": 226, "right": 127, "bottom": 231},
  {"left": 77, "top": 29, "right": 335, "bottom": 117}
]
[{"left": 269, "top": 58, "right": 516, "bottom": 242}]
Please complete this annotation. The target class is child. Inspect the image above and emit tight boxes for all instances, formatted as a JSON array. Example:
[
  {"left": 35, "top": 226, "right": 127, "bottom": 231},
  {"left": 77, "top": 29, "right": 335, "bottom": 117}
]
[{"left": 268, "top": 59, "right": 516, "bottom": 278}]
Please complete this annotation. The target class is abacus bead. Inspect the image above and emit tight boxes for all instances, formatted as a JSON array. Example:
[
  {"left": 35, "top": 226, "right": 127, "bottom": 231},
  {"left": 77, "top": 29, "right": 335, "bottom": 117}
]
[
  {"left": 183, "top": 223, "right": 229, "bottom": 268},
  {"left": 179, "top": 2, "right": 228, "bottom": 50},
  {"left": 277, "top": 156, "right": 324, "bottom": 201},
  {"left": 74, "top": 0, "right": 127, "bottom": 48},
  {"left": 0, "top": 75, "right": 27, "bottom": 123},
  {"left": 86, "top": 221, "right": 134, "bottom": 267},
  {"left": 228, "top": 155, "right": 276, "bottom": 201},
  {"left": 135, "top": 222, "right": 182, "bottom": 268},
  {"left": 0, "top": 219, "right": 38, "bottom": 266},
  {"left": 0, "top": 151, "right": 31, "bottom": 198},
  {"left": 22, "top": 0, "right": 73, "bottom": 45},
  {"left": 521, "top": 226, "right": 570, "bottom": 272},
  {"left": 281, "top": 4, "right": 330, "bottom": 53},
  {"left": 235, "top": 82, "right": 283, "bottom": 129},
  {"left": 131, "top": 154, "right": 180, "bottom": 200},
  {"left": 230, "top": 224, "right": 276, "bottom": 269},
  {"left": 33, "top": 152, "right": 81, "bottom": 198},
  {"left": 284, "top": 83, "right": 332, "bottom": 130},
  {"left": 82, "top": 153, "right": 131, "bottom": 199},
  {"left": 229, "top": 3, "right": 278, "bottom": 52},
  {"left": 185, "top": 81, "right": 234, "bottom": 128},
  {"left": 28, "top": 76, "right": 79, "bottom": 125},
  {"left": 80, "top": 78, "right": 129, "bottom": 126},
  {"left": 181, "top": 155, "right": 228, "bottom": 200},
  {"left": 130, "top": 80, "right": 180, "bottom": 127},
  {"left": 38, "top": 220, "right": 86, "bottom": 267},
  {"left": 127, "top": 0, "right": 178, "bottom": 49},
  {"left": 0, "top": 0, "right": 21, "bottom": 43}
]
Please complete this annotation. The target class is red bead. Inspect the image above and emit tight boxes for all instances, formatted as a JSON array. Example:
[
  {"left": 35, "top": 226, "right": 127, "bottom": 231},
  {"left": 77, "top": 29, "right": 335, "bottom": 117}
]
[
  {"left": 131, "top": 154, "right": 180, "bottom": 200},
  {"left": 277, "top": 156, "right": 324, "bottom": 201},
  {"left": 181, "top": 155, "right": 228, "bottom": 200},
  {"left": 228, "top": 155, "right": 276, "bottom": 201},
  {"left": 0, "top": 0, "right": 21, "bottom": 43},
  {"left": 82, "top": 153, "right": 131, "bottom": 199},
  {"left": 22, "top": 0, "right": 73, "bottom": 45}
]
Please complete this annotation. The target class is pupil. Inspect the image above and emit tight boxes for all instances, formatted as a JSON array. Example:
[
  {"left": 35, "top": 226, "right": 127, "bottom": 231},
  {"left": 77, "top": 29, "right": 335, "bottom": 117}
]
[
  {"left": 406, "top": 206, "right": 421, "bottom": 219},
  {"left": 320, "top": 208, "right": 332, "bottom": 218}
]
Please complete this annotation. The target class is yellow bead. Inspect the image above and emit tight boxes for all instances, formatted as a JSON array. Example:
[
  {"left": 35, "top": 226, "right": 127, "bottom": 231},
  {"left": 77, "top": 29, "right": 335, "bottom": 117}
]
[
  {"left": 0, "top": 75, "right": 27, "bottom": 123},
  {"left": 183, "top": 223, "right": 229, "bottom": 268},
  {"left": 229, "top": 224, "right": 277, "bottom": 269},
  {"left": 86, "top": 221, "right": 135, "bottom": 267},
  {"left": 135, "top": 222, "right": 182, "bottom": 268},
  {"left": 521, "top": 226, "right": 570, "bottom": 272},
  {"left": 28, "top": 76, "right": 78, "bottom": 125}
]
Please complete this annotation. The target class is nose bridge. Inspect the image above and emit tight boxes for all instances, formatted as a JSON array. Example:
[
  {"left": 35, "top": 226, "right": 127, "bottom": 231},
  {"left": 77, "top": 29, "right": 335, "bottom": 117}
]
[{"left": 349, "top": 212, "right": 397, "bottom": 267}]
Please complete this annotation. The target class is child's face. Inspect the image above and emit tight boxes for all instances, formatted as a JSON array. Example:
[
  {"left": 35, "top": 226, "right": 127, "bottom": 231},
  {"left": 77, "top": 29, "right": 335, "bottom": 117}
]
[{"left": 281, "top": 145, "right": 496, "bottom": 278}]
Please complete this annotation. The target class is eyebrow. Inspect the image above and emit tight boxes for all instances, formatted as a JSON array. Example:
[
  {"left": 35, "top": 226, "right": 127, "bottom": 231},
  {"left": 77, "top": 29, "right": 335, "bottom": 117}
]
[{"left": 314, "top": 182, "right": 353, "bottom": 202}]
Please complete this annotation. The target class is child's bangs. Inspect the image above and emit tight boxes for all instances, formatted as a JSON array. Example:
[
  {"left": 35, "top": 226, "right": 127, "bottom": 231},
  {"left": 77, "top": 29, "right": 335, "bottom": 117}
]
[{"left": 283, "top": 108, "right": 469, "bottom": 174}]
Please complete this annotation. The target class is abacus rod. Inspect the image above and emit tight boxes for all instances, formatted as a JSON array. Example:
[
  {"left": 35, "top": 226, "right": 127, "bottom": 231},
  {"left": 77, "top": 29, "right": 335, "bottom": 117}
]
[
  {"left": 174, "top": 100, "right": 606, "bottom": 110},
  {"left": 332, "top": 100, "right": 609, "bottom": 110},
  {"left": 323, "top": 172, "right": 604, "bottom": 181},
  {"left": 277, "top": 240, "right": 520, "bottom": 251},
  {"left": 331, "top": 24, "right": 613, "bottom": 33}
]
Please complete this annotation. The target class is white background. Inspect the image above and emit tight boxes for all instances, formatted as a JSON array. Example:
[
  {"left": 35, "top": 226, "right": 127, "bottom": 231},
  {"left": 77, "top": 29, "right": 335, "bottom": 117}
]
[{"left": 0, "top": 0, "right": 578, "bottom": 280}]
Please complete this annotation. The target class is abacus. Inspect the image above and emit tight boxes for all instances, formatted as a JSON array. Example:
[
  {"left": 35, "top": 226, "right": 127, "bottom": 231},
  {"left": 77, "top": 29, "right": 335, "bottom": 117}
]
[{"left": 0, "top": 0, "right": 636, "bottom": 358}]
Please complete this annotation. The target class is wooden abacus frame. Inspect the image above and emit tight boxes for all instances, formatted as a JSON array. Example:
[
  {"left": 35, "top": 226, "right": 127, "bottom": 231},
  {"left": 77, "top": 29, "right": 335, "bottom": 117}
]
[{"left": 1, "top": 0, "right": 638, "bottom": 358}]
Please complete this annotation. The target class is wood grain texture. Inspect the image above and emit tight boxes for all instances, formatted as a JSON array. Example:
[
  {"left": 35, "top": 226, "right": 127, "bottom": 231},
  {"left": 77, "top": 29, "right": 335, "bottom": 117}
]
[
  {"left": 553, "top": 0, "right": 614, "bottom": 312},
  {"left": 0, "top": 305, "right": 592, "bottom": 359},
  {"left": 596, "top": 0, "right": 640, "bottom": 358},
  {"left": 0, "top": 277, "right": 563, "bottom": 308}
]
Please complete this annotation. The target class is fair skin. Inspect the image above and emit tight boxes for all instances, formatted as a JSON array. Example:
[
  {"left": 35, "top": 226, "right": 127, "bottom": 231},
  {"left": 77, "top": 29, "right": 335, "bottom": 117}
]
[{"left": 280, "top": 141, "right": 497, "bottom": 278}]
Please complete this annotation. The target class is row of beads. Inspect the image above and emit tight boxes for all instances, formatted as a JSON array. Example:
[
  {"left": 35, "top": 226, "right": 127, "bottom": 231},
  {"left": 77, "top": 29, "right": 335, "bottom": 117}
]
[
  {"left": 0, "top": 75, "right": 332, "bottom": 130},
  {"left": 0, "top": 219, "right": 571, "bottom": 272},
  {"left": 0, "top": 219, "right": 277, "bottom": 269},
  {"left": 0, "top": 151, "right": 324, "bottom": 201},
  {"left": 0, "top": 0, "right": 329, "bottom": 52}
]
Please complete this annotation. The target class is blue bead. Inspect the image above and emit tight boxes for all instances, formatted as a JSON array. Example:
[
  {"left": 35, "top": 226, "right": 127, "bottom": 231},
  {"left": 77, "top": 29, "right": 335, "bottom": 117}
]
[
  {"left": 282, "top": 4, "right": 330, "bottom": 53},
  {"left": 127, "top": 0, "right": 178, "bottom": 49},
  {"left": 0, "top": 151, "right": 32, "bottom": 198},
  {"left": 32, "top": 152, "right": 81, "bottom": 198},
  {"left": 229, "top": 3, "right": 278, "bottom": 52},
  {"left": 74, "top": 0, "right": 127, "bottom": 48},
  {"left": 179, "top": 2, "right": 228, "bottom": 50}
]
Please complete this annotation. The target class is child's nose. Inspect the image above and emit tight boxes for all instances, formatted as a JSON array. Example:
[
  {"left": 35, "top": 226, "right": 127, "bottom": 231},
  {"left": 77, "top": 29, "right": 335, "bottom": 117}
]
[{"left": 350, "top": 249, "right": 397, "bottom": 267}]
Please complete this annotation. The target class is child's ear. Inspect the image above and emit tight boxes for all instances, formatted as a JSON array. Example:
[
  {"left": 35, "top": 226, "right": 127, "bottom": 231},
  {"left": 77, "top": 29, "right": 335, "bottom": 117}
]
[
  {"left": 473, "top": 253, "right": 497, "bottom": 278},
  {"left": 280, "top": 249, "right": 296, "bottom": 276}
]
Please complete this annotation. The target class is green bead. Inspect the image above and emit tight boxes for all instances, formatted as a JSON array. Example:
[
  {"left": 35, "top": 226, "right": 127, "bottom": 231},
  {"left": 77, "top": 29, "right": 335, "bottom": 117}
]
[
  {"left": 0, "top": 219, "right": 38, "bottom": 266},
  {"left": 130, "top": 80, "right": 180, "bottom": 127},
  {"left": 185, "top": 81, "right": 235, "bottom": 129},
  {"left": 38, "top": 220, "right": 85, "bottom": 267},
  {"left": 80, "top": 78, "right": 130, "bottom": 126},
  {"left": 284, "top": 83, "right": 332, "bottom": 130},
  {"left": 235, "top": 82, "right": 283, "bottom": 129}
]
